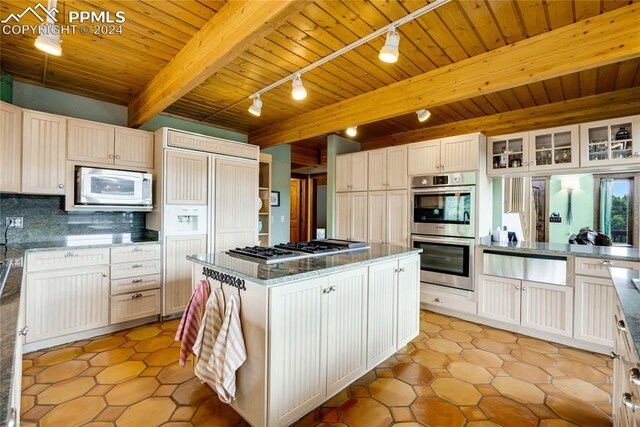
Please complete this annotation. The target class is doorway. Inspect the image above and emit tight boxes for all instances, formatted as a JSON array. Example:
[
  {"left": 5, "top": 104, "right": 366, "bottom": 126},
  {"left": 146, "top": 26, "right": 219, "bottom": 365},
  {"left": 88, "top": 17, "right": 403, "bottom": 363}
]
[
  {"left": 531, "top": 177, "right": 549, "bottom": 242},
  {"left": 290, "top": 174, "right": 327, "bottom": 242}
]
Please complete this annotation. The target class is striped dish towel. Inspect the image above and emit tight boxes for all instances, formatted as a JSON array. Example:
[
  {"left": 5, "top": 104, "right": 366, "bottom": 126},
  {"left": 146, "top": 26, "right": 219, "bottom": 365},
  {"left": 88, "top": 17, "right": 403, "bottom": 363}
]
[
  {"left": 175, "top": 279, "right": 211, "bottom": 367},
  {"left": 194, "top": 288, "right": 225, "bottom": 386}
]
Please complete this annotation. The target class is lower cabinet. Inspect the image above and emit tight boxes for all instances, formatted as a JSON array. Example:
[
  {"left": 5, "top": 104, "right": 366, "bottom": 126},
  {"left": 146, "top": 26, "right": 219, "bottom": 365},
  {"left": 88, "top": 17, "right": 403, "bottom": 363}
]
[
  {"left": 397, "top": 256, "right": 421, "bottom": 347},
  {"left": 613, "top": 297, "right": 640, "bottom": 427},
  {"left": 478, "top": 275, "right": 521, "bottom": 325},
  {"left": 164, "top": 234, "right": 207, "bottom": 316},
  {"left": 574, "top": 275, "right": 615, "bottom": 347},
  {"left": 367, "top": 261, "right": 397, "bottom": 368},
  {"left": 111, "top": 289, "right": 162, "bottom": 324}
]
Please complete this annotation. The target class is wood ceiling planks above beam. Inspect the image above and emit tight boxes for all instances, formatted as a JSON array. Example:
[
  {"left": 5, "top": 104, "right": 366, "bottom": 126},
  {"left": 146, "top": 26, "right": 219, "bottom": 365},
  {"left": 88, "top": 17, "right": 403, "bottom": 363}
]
[
  {"left": 127, "top": 0, "right": 308, "bottom": 128},
  {"left": 360, "top": 87, "right": 640, "bottom": 149},
  {"left": 249, "top": 3, "right": 640, "bottom": 148}
]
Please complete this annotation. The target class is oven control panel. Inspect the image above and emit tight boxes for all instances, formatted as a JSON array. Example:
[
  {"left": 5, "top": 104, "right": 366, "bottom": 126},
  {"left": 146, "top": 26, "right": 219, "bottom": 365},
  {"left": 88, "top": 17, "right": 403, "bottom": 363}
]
[{"left": 412, "top": 172, "right": 475, "bottom": 187}]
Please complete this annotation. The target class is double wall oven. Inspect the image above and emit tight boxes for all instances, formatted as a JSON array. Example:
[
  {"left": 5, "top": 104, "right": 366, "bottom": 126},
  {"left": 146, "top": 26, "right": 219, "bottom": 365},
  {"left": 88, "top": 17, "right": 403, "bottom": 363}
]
[{"left": 411, "top": 172, "right": 476, "bottom": 291}]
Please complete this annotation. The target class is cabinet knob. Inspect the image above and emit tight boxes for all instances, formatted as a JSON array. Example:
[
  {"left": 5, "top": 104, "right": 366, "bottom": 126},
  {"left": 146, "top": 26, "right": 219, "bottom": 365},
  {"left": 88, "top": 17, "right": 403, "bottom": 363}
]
[
  {"left": 434, "top": 297, "right": 443, "bottom": 303},
  {"left": 323, "top": 287, "right": 332, "bottom": 294},
  {"left": 522, "top": 287, "right": 527, "bottom": 291},
  {"left": 58, "top": 184, "right": 64, "bottom": 188},
  {"left": 102, "top": 273, "right": 108, "bottom": 277},
  {"left": 515, "top": 285, "right": 520, "bottom": 290},
  {"left": 618, "top": 320, "right": 627, "bottom": 332},
  {"left": 611, "top": 351, "right": 620, "bottom": 360},
  {"left": 633, "top": 152, "right": 640, "bottom": 157},
  {"left": 65, "top": 251, "right": 79, "bottom": 257},
  {"left": 115, "top": 155, "right": 121, "bottom": 159},
  {"left": 623, "top": 393, "right": 638, "bottom": 411},
  {"left": 7, "top": 408, "right": 16, "bottom": 427},
  {"left": 109, "top": 154, "right": 115, "bottom": 159},
  {"left": 132, "top": 293, "right": 143, "bottom": 299},
  {"left": 630, "top": 368, "right": 640, "bottom": 386},
  {"left": 601, "top": 260, "right": 613, "bottom": 266},
  {"left": 18, "top": 326, "right": 29, "bottom": 336}
]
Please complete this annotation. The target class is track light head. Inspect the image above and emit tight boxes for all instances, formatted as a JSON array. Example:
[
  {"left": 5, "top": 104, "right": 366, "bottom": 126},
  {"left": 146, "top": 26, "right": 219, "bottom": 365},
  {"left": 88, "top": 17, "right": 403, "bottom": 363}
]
[
  {"left": 345, "top": 126, "right": 358, "bottom": 137},
  {"left": 248, "top": 95, "right": 262, "bottom": 117},
  {"left": 416, "top": 109, "right": 431, "bottom": 122},
  {"left": 35, "top": 26, "right": 62, "bottom": 56},
  {"left": 379, "top": 29, "right": 400, "bottom": 63},
  {"left": 291, "top": 74, "right": 307, "bottom": 101}
]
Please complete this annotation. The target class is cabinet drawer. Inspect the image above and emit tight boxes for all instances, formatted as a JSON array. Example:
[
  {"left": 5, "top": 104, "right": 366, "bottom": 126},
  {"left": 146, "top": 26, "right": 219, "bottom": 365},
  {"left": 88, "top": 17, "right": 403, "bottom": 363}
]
[
  {"left": 421, "top": 288, "right": 477, "bottom": 315},
  {"left": 575, "top": 257, "right": 640, "bottom": 278},
  {"left": 111, "top": 244, "right": 161, "bottom": 263},
  {"left": 110, "top": 289, "right": 160, "bottom": 324},
  {"left": 111, "top": 274, "right": 161, "bottom": 296},
  {"left": 111, "top": 260, "right": 161, "bottom": 280},
  {"left": 27, "top": 248, "right": 109, "bottom": 272}
]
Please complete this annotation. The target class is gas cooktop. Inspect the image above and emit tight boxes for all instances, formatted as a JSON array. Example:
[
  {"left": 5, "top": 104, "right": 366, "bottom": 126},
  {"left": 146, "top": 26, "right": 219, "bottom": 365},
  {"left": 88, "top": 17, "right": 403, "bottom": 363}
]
[
  {"left": 274, "top": 242, "right": 340, "bottom": 254},
  {"left": 226, "top": 240, "right": 369, "bottom": 263}
]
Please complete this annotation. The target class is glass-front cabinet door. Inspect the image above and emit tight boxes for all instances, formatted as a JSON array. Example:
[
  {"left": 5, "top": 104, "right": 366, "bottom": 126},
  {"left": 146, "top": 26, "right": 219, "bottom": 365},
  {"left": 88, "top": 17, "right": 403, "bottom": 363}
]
[
  {"left": 580, "top": 115, "right": 640, "bottom": 167},
  {"left": 487, "top": 133, "right": 529, "bottom": 175},
  {"left": 528, "top": 125, "right": 579, "bottom": 171}
]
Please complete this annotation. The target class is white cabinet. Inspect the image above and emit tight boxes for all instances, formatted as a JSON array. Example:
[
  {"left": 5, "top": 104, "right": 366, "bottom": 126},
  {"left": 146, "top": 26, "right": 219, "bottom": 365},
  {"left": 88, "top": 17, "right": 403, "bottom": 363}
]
[
  {"left": 367, "top": 191, "right": 387, "bottom": 244},
  {"left": 164, "top": 234, "right": 207, "bottom": 316},
  {"left": 574, "top": 275, "right": 615, "bottom": 347},
  {"left": 409, "top": 134, "right": 482, "bottom": 175},
  {"left": 0, "top": 101, "right": 22, "bottom": 193},
  {"left": 367, "top": 261, "right": 397, "bottom": 368},
  {"left": 367, "top": 146, "right": 408, "bottom": 191},
  {"left": 575, "top": 257, "right": 640, "bottom": 278},
  {"left": 478, "top": 275, "right": 521, "bottom": 325},
  {"left": 396, "top": 256, "right": 420, "bottom": 348},
  {"left": 368, "top": 190, "right": 408, "bottom": 246},
  {"left": 22, "top": 110, "right": 66, "bottom": 195},
  {"left": 335, "top": 151, "right": 368, "bottom": 192},
  {"left": 408, "top": 139, "right": 440, "bottom": 175},
  {"left": 335, "top": 192, "right": 351, "bottom": 241},
  {"left": 335, "top": 192, "right": 368, "bottom": 242},
  {"left": 487, "top": 132, "right": 529, "bottom": 175},
  {"left": 165, "top": 150, "right": 208, "bottom": 205},
  {"left": 528, "top": 125, "right": 579, "bottom": 171},
  {"left": 111, "top": 289, "right": 161, "bottom": 324},
  {"left": 26, "top": 247, "right": 110, "bottom": 272},
  {"left": 367, "top": 149, "right": 387, "bottom": 191},
  {"left": 114, "top": 127, "right": 154, "bottom": 169},
  {"left": 581, "top": 115, "right": 640, "bottom": 167}
]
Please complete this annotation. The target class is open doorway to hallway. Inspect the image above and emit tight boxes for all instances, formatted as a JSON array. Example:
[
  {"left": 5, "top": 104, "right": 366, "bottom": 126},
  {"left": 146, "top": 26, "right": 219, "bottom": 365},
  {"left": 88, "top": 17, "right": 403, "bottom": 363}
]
[{"left": 290, "top": 174, "right": 327, "bottom": 242}]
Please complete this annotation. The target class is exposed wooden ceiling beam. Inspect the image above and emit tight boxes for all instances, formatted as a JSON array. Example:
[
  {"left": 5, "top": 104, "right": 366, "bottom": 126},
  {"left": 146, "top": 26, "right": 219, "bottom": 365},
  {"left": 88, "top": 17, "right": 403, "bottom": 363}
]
[
  {"left": 249, "top": 3, "right": 640, "bottom": 147},
  {"left": 291, "top": 145, "right": 322, "bottom": 167},
  {"left": 127, "top": 0, "right": 307, "bottom": 128},
  {"left": 360, "top": 87, "right": 640, "bottom": 149}
]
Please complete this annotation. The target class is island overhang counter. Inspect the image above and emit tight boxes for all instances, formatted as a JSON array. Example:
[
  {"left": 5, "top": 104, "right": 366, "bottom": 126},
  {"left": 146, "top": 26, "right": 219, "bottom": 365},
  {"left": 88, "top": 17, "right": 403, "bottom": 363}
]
[{"left": 187, "top": 244, "right": 422, "bottom": 427}]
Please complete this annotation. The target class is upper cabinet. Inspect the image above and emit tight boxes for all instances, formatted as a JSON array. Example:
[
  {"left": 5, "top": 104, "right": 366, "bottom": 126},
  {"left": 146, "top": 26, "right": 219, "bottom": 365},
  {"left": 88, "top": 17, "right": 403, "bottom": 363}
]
[
  {"left": 580, "top": 115, "right": 640, "bottom": 167},
  {"left": 68, "top": 119, "right": 154, "bottom": 169},
  {"left": 528, "top": 125, "right": 579, "bottom": 171},
  {"left": 0, "top": 102, "right": 22, "bottom": 193},
  {"left": 487, "top": 133, "right": 529, "bottom": 175},
  {"left": 408, "top": 134, "right": 482, "bottom": 175},
  {"left": 336, "top": 151, "right": 368, "bottom": 192},
  {"left": 408, "top": 139, "right": 440, "bottom": 175},
  {"left": 165, "top": 150, "right": 208, "bottom": 205},
  {"left": 22, "top": 110, "right": 66, "bottom": 195},
  {"left": 368, "top": 146, "right": 408, "bottom": 190}
]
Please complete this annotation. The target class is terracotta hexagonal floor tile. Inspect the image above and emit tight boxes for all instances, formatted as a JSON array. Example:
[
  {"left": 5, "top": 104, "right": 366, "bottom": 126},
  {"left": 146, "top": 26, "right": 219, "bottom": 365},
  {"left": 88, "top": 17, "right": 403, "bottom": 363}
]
[
  {"left": 467, "top": 421, "right": 501, "bottom": 427},
  {"left": 172, "top": 377, "right": 215, "bottom": 406},
  {"left": 412, "top": 349, "right": 449, "bottom": 369},
  {"left": 161, "top": 319, "right": 180, "bottom": 331},
  {"left": 192, "top": 397, "right": 243, "bottom": 426},
  {"left": 391, "top": 407, "right": 414, "bottom": 422},
  {"left": 96, "top": 361, "right": 146, "bottom": 384},
  {"left": 493, "top": 377, "right": 545, "bottom": 404},
  {"left": 555, "top": 361, "right": 609, "bottom": 384},
  {"left": 517, "top": 337, "right": 559, "bottom": 354},
  {"left": 134, "top": 336, "right": 174, "bottom": 353},
  {"left": 341, "top": 397, "right": 393, "bottom": 427},
  {"left": 39, "top": 396, "right": 105, "bottom": 427},
  {"left": 325, "top": 389, "right": 350, "bottom": 407},
  {"left": 432, "top": 378, "right": 481, "bottom": 405},
  {"left": 144, "top": 347, "right": 181, "bottom": 367},
  {"left": 424, "top": 312, "right": 452, "bottom": 325},
  {"left": 36, "top": 360, "right": 88, "bottom": 383},
  {"left": 392, "top": 363, "right": 434, "bottom": 385},
  {"left": 34, "top": 347, "right": 83, "bottom": 366},
  {"left": 157, "top": 363, "right": 196, "bottom": 384},
  {"left": 411, "top": 397, "right": 465, "bottom": 427},
  {"left": 369, "top": 378, "right": 416, "bottom": 406},
  {"left": 83, "top": 336, "right": 126, "bottom": 353},
  {"left": 37, "top": 377, "right": 96, "bottom": 405},
  {"left": 472, "top": 338, "right": 511, "bottom": 354},
  {"left": 461, "top": 349, "right": 503, "bottom": 368},
  {"left": 482, "top": 329, "right": 518, "bottom": 343},
  {"left": 552, "top": 378, "right": 610, "bottom": 403},
  {"left": 105, "top": 377, "right": 160, "bottom": 405},
  {"left": 447, "top": 362, "right": 493, "bottom": 384},
  {"left": 450, "top": 320, "right": 483, "bottom": 333},
  {"left": 558, "top": 348, "right": 607, "bottom": 366},
  {"left": 125, "top": 326, "right": 162, "bottom": 341},
  {"left": 511, "top": 349, "right": 555, "bottom": 367},
  {"left": 479, "top": 396, "right": 539, "bottom": 427},
  {"left": 94, "top": 406, "right": 127, "bottom": 422},
  {"left": 440, "top": 329, "right": 473, "bottom": 343},
  {"left": 420, "top": 320, "right": 441, "bottom": 333},
  {"left": 539, "top": 420, "right": 580, "bottom": 427},
  {"left": 546, "top": 395, "right": 611, "bottom": 426},
  {"left": 461, "top": 405, "right": 487, "bottom": 421},
  {"left": 425, "top": 339, "right": 462, "bottom": 354},
  {"left": 171, "top": 406, "right": 197, "bottom": 421},
  {"left": 90, "top": 348, "right": 135, "bottom": 367},
  {"left": 116, "top": 397, "right": 175, "bottom": 426},
  {"left": 20, "top": 395, "right": 34, "bottom": 415},
  {"left": 503, "top": 361, "right": 551, "bottom": 383}
]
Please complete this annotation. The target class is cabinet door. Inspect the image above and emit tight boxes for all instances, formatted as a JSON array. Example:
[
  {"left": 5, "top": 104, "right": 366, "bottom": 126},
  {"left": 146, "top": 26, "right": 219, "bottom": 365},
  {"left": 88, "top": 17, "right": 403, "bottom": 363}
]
[
  {"left": 22, "top": 111, "right": 66, "bottom": 195},
  {"left": 367, "top": 261, "right": 397, "bottom": 368},
  {"left": 350, "top": 192, "right": 368, "bottom": 242},
  {"left": 0, "top": 102, "right": 22, "bottom": 193},
  {"left": 67, "top": 119, "right": 114, "bottom": 164},
  {"left": 269, "top": 277, "right": 328, "bottom": 427},
  {"left": 387, "top": 190, "right": 408, "bottom": 247},
  {"left": 529, "top": 125, "right": 579, "bottom": 171},
  {"left": 165, "top": 150, "right": 208, "bottom": 205},
  {"left": 367, "top": 191, "right": 386, "bottom": 244},
  {"left": 111, "top": 289, "right": 161, "bottom": 324},
  {"left": 214, "top": 157, "right": 258, "bottom": 252},
  {"left": 441, "top": 134, "right": 479, "bottom": 172},
  {"left": 350, "top": 151, "right": 368, "bottom": 191},
  {"left": 114, "top": 128, "right": 154, "bottom": 169},
  {"left": 386, "top": 145, "right": 408, "bottom": 189},
  {"left": 478, "top": 274, "right": 520, "bottom": 325},
  {"left": 367, "top": 149, "right": 387, "bottom": 191},
  {"left": 521, "top": 281, "right": 573, "bottom": 337},
  {"left": 407, "top": 140, "right": 440, "bottom": 175},
  {"left": 574, "top": 275, "right": 615, "bottom": 347},
  {"left": 397, "top": 256, "right": 420, "bottom": 349},
  {"left": 163, "top": 234, "right": 207, "bottom": 316},
  {"left": 335, "top": 192, "right": 351, "bottom": 240},
  {"left": 487, "top": 133, "right": 529, "bottom": 175},
  {"left": 25, "top": 266, "right": 109, "bottom": 343},
  {"left": 581, "top": 115, "right": 640, "bottom": 167},
  {"left": 326, "top": 268, "right": 367, "bottom": 395},
  {"left": 335, "top": 154, "right": 351, "bottom": 192}
]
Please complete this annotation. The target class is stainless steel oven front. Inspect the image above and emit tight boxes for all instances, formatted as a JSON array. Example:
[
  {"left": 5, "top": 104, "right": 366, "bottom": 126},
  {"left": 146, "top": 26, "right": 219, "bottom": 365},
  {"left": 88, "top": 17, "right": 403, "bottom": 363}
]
[{"left": 411, "top": 234, "right": 475, "bottom": 291}]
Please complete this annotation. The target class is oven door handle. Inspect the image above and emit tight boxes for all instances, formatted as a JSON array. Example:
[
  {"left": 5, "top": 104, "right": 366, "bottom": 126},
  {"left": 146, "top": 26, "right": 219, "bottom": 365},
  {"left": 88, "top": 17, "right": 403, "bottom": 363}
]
[
  {"left": 411, "top": 235, "right": 474, "bottom": 246},
  {"left": 411, "top": 186, "right": 473, "bottom": 194}
]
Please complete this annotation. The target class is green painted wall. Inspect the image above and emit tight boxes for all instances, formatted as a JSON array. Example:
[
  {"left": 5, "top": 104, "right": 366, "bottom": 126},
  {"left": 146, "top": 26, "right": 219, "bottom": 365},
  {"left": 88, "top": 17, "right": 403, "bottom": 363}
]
[
  {"left": 262, "top": 145, "right": 291, "bottom": 244},
  {"left": 548, "top": 174, "right": 594, "bottom": 243},
  {"left": 492, "top": 178, "right": 503, "bottom": 230},
  {"left": 327, "top": 134, "right": 361, "bottom": 237}
]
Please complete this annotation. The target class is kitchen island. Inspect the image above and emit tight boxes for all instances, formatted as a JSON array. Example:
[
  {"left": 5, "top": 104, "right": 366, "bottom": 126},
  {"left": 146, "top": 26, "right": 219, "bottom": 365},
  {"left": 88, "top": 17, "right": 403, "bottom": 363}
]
[{"left": 187, "top": 244, "right": 421, "bottom": 427}]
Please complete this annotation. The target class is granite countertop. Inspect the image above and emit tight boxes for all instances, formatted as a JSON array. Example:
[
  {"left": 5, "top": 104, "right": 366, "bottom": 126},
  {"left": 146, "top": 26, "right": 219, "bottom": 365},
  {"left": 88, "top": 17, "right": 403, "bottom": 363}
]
[
  {"left": 477, "top": 237, "right": 640, "bottom": 262},
  {"left": 0, "top": 234, "right": 160, "bottom": 424},
  {"left": 188, "top": 243, "right": 422, "bottom": 286},
  {"left": 610, "top": 267, "right": 640, "bottom": 360}
]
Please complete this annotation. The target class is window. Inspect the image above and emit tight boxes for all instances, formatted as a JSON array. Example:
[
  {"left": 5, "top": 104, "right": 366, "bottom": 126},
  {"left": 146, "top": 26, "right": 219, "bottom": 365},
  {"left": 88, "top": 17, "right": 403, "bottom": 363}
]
[{"left": 594, "top": 174, "right": 639, "bottom": 247}]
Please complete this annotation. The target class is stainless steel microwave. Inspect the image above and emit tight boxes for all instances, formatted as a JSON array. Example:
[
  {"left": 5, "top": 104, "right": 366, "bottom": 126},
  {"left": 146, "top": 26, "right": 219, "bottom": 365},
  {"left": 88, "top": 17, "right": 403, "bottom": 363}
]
[{"left": 75, "top": 167, "right": 152, "bottom": 207}]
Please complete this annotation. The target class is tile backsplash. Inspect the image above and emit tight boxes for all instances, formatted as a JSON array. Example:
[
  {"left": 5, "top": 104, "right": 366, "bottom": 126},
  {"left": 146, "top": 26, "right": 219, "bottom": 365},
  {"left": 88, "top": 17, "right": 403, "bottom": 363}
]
[{"left": 0, "top": 194, "right": 149, "bottom": 244}]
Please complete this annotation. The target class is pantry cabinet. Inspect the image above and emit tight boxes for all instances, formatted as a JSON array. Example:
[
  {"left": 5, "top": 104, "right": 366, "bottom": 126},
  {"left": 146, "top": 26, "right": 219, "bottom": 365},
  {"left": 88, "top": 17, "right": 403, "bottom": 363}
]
[
  {"left": 165, "top": 150, "right": 208, "bottom": 205},
  {"left": 367, "top": 190, "right": 408, "bottom": 246},
  {"left": 335, "top": 192, "right": 368, "bottom": 242},
  {"left": 22, "top": 110, "right": 66, "bottom": 195},
  {"left": 0, "top": 101, "right": 22, "bottom": 193},
  {"left": 164, "top": 234, "right": 207, "bottom": 316},
  {"left": 336, "top": 151, "right": 368, "bottom": 192},
  {"left": 408, "top": 134, "right": 482, "bottom": 175},
  {"left": 367, "top": 146, "right": 407, "bottom": 190},
  {"left": 581, "top": 115, "right": 640, "bottom": 167}
]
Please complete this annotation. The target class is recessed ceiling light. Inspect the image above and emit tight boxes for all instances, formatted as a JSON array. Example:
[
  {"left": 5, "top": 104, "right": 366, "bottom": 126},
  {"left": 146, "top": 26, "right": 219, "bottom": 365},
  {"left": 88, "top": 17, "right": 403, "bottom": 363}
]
[
  {"left": 379, "top": 29, "right": 400, "bottom": 63},
  {"left": 291, "top": 74, "right": 307, "bottom": 101},
  {"left": 346, "top": 126, "right": 358, "bottom": 137},
  {"left": 416, "top": 109, "right": 431, "bottom": 122},
  {"left": 248, "top": 95, "right": 262, "bottom": 117},
  {"left": 35, "top": 26, "right": 62, "bottom": 56}
]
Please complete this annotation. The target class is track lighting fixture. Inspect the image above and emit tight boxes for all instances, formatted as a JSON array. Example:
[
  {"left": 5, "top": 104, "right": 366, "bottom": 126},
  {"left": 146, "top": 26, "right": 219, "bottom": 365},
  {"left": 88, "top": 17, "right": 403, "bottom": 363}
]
[
  {"left": 248, "top": 95, "right": 262, "bottom": 117},
  {"left": 34, "top": 0, "right": 62, "bottom": 56},
  {"left": 379, "top": 29, "right": 400, "bottom": 63},
  {"left": 416, "top": 109, "right": 431, "bottom": 122},
  {"left": 291, "top": 74, "right": 307, "bottom": 101},
  {"left": 346, "top": 126, "right": 358, "bottom": 137}
]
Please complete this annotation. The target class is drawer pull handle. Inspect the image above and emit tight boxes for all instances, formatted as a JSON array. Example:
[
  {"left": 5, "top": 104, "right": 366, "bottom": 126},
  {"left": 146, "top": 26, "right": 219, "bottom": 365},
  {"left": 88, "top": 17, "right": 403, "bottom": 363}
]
[
  {"left": 132, "top": 279, "right": 143, "bottom": 283},
  {"left": 19, "top": 326, "right": 29, "bottom": 336},
  {"left": 601, "top": 260, "right": 613, "bottom": 266},
  {"left": 618, "top": 320, "right": 627, "bottom": 331},
  {"left": 65, "top": 252, "right": 79, "bottom": 257},
  {"left": 132, "top": 263, "right": 143, "bottom": 268},
  {"left": 434, "top": 297, "right": 443, "bottom": 303},
  {"left": 132, "top": 293, "right": 143, "bottom": 299},
  {"left": 630, "top": 368, "right": 640, "bottom": 385},
  {"left": 623, "top": 393, "right": 638, "bottom": 411},
  {"left": 102, "top": 273, "right": 108, "bottom": 278},
  {"left": 132, "top": 247, "right": 143, "bottom": 252},
  {"left": 611, "top": 351, "right": 620, "bottom": 360}
]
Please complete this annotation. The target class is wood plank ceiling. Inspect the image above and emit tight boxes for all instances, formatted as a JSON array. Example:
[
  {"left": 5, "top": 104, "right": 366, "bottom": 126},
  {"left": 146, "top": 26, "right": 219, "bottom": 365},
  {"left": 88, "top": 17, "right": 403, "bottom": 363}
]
[{"left": 1, "top": 0, "right": 639, "bottom": 147}]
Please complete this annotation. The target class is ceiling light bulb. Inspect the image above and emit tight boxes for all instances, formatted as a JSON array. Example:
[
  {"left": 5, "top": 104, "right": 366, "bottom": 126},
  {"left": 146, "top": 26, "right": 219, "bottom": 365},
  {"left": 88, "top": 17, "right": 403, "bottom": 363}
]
[
  {"left": 379, "top": 29, "right": 400, "bottom": 63},
  {"left": 416, "top": 109, "right": 431, "bottom": 122},
  {"left": 346, "top": 126, "right": 358, "bottom": 137},
  {"left": 248, "top": 95, "right": 262, "bottom": 117},
  {"left": 291, "top": 74, "right": 307, "bottom": 101},
  {"left": 35, "top": 26, "right": 62, "bottom": 56}
]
